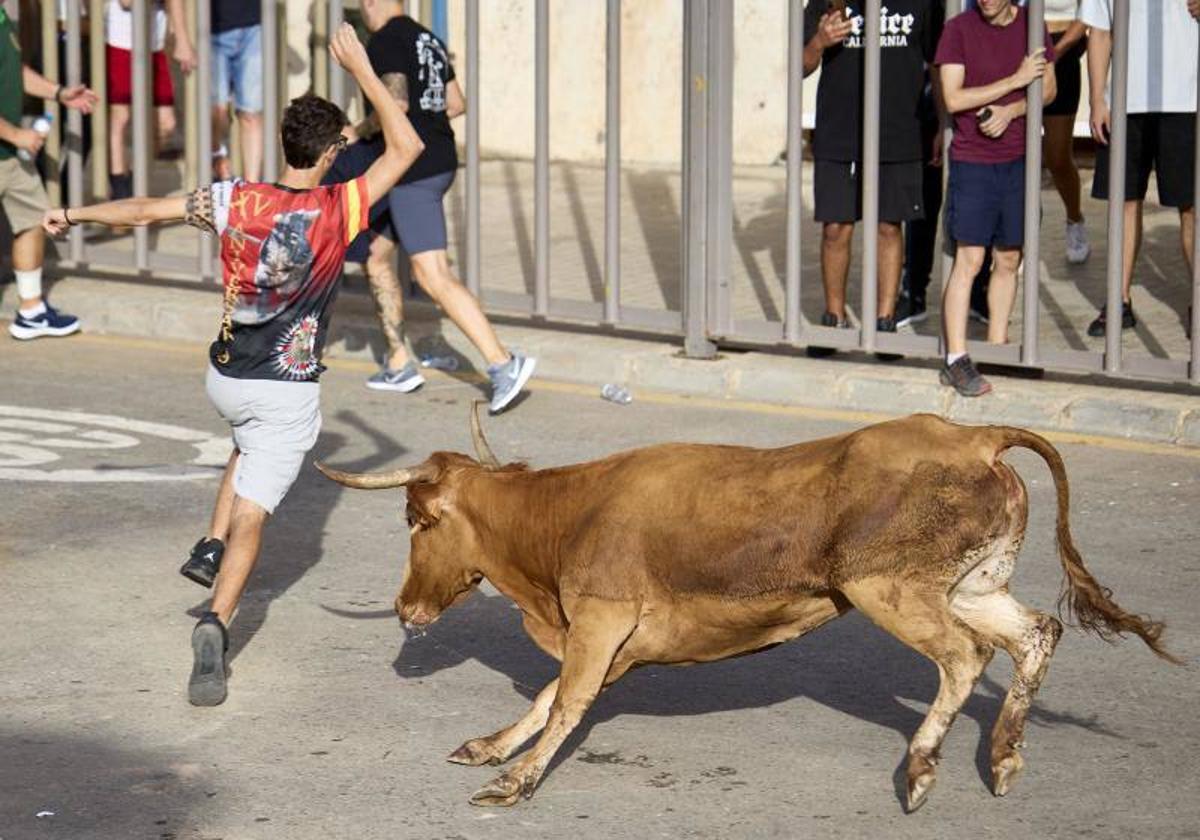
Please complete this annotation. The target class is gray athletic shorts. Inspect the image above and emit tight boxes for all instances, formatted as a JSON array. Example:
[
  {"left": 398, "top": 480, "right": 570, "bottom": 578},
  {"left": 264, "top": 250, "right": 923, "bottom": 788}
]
[
  {"left": 205, "top": 365, "right": 321, "bottom": 514},
  {"left": 386, "top": 170, "right": 455, "bottom": 255}
]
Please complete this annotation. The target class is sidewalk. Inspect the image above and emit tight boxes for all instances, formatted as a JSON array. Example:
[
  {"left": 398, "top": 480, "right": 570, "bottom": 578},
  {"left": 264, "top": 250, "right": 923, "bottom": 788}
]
[{"left": 5, "top": 272, "right": 1199, "bottom": 448}]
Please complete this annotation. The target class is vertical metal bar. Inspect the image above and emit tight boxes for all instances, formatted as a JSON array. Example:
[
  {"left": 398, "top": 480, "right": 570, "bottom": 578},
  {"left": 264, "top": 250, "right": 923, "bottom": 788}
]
[
  {"left": 1191, "top": 36, "right": 1200, "bottom": 384},
  {"left": 40, "top": 0, "right": 61, "bottom": 208},
  {"left": 131, "top": 0, "right": 150, "bottom": 271},
  {"left": 783, "top": 0, "right": 804, "bottom": 343},
  {"left": 1103, "top": 0, "right": 1129, "bottom": 373},
  {"left": 313, "top": 0, "right": 329, "bottom": 99},
  {"left": 465, "top": 0, "right": 480, "bottom": 297},
  {"left": 197, "top": 0, "right": 214, "bottom": 280},
  {"left": 432, "top": 0, "right": 448, "bottom": 42},
  {"left": 66, "top": 0, "right": 83, "bottom": 261},
  {"left": 1021, "top": 0, "right": 1045, "bottom": 365},
  {"left": 328, "top": 0, "right": 345, "bottom": 108},
  {"left": 939, "top": 0, "right": 964, "bottom": 338},
  {"left": 184, "top": 0, "right": 199, "bottom": 192},
  {"left": 603, "top": 0, "right": 621, "bottom": 324},
  {"left": 705, "top": 0, "right": 733, "bottom": 337},
  {"left": 860, "top": 0, "right": 882, "bottom": 351},
  {"left": 261, "top": 0, "right": 279, "bottom": 180},
  {"left": 534, "top": 0, "right": 549, "bottom": 316},
  {"left": 90, "top": 0, "right": 109, "bottom": 201},
  {"left": 682, "top": 0, "right": 716, "bottom": 357}
]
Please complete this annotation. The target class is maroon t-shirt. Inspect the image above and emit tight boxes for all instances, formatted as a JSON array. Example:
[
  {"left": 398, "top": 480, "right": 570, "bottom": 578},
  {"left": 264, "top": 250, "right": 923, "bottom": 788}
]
[{"left": 934, "top": 7, "right": 1054, "bottom": 164}]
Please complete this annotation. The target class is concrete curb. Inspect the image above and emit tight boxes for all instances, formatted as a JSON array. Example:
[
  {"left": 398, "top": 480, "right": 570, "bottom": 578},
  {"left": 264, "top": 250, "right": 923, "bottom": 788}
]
[{"left": 8, "top": 275, "right": 1200, "bottom": 447}]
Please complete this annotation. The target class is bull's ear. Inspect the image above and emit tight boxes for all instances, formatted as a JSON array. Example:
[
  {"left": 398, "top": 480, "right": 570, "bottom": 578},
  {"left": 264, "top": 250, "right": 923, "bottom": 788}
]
[{"left": 407, "top": 484, "right": 446, "bottom": 525}]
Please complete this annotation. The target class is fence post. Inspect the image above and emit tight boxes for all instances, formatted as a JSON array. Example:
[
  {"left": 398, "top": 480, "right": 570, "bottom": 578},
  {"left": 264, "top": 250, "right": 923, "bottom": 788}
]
[
  {"left": 603, "top": 0, "right": 621, "bottom": 325},
  {"left": 197, "top": 0, "right": 214, "bottom": 281},
  {"left": 328, "top": 0, "right": 345, "bottom": 109},
  {"left": 65, "top": 0, "right": 83, "bottom": 262},
  {"left": 1103, "top": 0, "right": 1129, "bottom": 374},
  {"left": 860, "top": 0, "right": 882, "bottom": 351},
  {"left": 39, "top": 0, "right": 61, "bottom": 208},
  {"left": 704, "top": 0, "right": 734, "bottom": 338},
  {"left": 89, "top": 0, "right": 108, "bottom": 203},
  {"left": 1191, "top": 34, "right": 1200, "bottom": 385},
  {"left": 1021, "top": 0, "right": 1045, "bottom": 366},
  {"left": 261, "top": 0, "right": 279, "bottom": 181},
  {"left": 783, "top": 0, "right": 804, "bottom": 344},
  {"left": 131, "top": 0, "right": 150, "bottom": 272},
  {"left": 682, "top": 0, "right": 717, "bottom": 358},
  {"left": 533, "top": 0, "right": 549, "bottom": 317},
  {"left": 465, "top": 0, "right": 480, "bottom": 298}
]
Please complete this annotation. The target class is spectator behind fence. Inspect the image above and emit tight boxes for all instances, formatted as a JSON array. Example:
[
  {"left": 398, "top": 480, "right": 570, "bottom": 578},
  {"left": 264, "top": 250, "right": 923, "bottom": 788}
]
[
  {"left": 1, "top": 1, "right": 96, "bottom": 340},
  {"left": 801, "top": 0, "right": 945, "bottom": 357},
  {"left": 105, "top": 0, "right": 195, "bottom": 201},
  {"left": 210, "top": 0, "right": 262, "bottom": 181},
  {"left": 327, "top": 0, "right": 536, "bottom": 414},
  {"left": 1042, "top": 0, "right": 1090, "bottom": 265},
  {"left": 935, "top": 0, "right": 1055, "bottom": 397},
  {"left": 1082, "top": 0, "right": 1197, "bottom": 339}
]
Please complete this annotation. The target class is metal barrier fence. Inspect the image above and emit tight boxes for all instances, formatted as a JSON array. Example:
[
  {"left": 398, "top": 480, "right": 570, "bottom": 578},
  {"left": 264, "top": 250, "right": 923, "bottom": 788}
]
[{"left": 37, "top": 0, "right": 1200, "bottom": 386}]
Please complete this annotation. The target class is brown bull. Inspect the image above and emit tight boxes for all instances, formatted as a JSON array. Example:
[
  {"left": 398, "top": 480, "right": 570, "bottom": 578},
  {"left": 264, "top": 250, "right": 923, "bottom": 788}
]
[{"left": 317, "top": 408, "right": 1176, "bottom": 811}]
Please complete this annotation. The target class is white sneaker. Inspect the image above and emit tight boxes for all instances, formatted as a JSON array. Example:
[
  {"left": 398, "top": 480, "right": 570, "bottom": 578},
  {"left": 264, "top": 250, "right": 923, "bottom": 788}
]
[{"left": 1065, "top": 220, "right": 1090, "bottom": 264}]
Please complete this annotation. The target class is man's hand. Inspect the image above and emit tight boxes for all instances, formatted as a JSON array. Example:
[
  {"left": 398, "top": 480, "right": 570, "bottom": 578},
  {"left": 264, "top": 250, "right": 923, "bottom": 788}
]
[
  {"left": 1010, "top": 49, "right": 1047, "bottom": 89},
  {"left": 10, "top": 127, "right": 45, "bottom": 155},
  {"left": 978, "top": 103, "right": 1015, "bottom": 139},
  {"left": 43, "top": 208, "right": 70, "bottom": 237},
  {"left": 173, "top": 38, "right": 197, "bottom": 74},
  {"left": 59, "top": 85, "right": 98, "bottom": 114},
  {"left": 1089, "top": 97, "right": 1111, "bottom": 145},
  {"left": 330, "top": 22, "right": 372, "bottom": 78},
  {"left": 814, "top": 10, "right": 853, "bottom": 50}
]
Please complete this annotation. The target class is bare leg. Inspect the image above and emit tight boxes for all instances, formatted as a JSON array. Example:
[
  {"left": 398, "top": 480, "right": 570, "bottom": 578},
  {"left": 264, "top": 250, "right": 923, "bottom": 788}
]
[
  {"left": 410, "top": 250, "right": 509, "bottom": 367},
  {"left": 942, "top": 244, "right": 988, "bottom": 356},
  {"left": 1121, "top": 200, "right": 1142, "bottom": 302},
  {"left": 449, "top": 678, "right": 559, "bottom": 767},
  {"left": 1181, "top": 206, "right": 1195, "bottom": 274},
  {"left": 820, "top": 222, "right": 854, "bottom": 319},
  {"left": 237, "top": 110, "right": 264, "bottom": 182},
  {"left": 1043, "top": 116, "right": 1083, "bottom": 223},
  {"left": 986, "top": 247, "right": 1022, "bottom": 344},
  {"left": 207, "top": 449, "right": 239, "bottom": 542},
  {"left": 843, "top": 577, "right": 993, "bottom": 812},
  {"left": 212, "top": 104, "right": 232, "bottom": 179},
  {"left": 109, "top": 103, "right": 130, "bottom": 178},
  {"left": 364, "top": 236, "right": 412, "bottom": 370},
  {"left": 208, "top": 495, "right": 268, "bottom": 625},
  {"left": 13, "top": 227, "right": 46, "bottom": 309},
  {"left": 154, "top": 104, "right": 178, "bottom": 152},
  {"left": 469, "top": 599, "right": 639, "bottom": 806},
  {"left": 877, "top": 222, "right": 903, "bottom": 319}
]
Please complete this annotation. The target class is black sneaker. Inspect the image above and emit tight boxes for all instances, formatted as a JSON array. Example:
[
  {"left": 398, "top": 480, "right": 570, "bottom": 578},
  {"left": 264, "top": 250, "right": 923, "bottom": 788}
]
[
  {"left": 1086, "top": 300, "right": 1135, "bottom": 337},
  {"left": 188, "top": 612, "right": 229, "bottom": 707},
  {"left": 180, "top": 538, "right": 224, "bottom": 588},
  {"left": 806, "top": 311, "right": 849, "bottom": 358},
  {"left": 875, "top": 315, "right": 902, "bottom": 362},
  {"left": 894, "top": 294, "right": 927, "bottom": 328},
  {"left": 939, "top": 354, "right": 992, "bottom": 397}
]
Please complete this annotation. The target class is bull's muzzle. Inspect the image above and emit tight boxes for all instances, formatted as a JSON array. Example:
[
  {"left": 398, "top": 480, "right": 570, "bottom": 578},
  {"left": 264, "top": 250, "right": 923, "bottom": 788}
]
[{"left": 396, "top": 598, "right": 437, "bottom": 631}]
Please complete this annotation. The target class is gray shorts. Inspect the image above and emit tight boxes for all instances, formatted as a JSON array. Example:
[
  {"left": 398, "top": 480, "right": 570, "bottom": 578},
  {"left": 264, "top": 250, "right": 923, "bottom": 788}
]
[
  {"left": 205, "top": 365, "right": 321, "bottom": 514},
  {"left": 385, "top": 170, "right": 455, "bottom": 255}
]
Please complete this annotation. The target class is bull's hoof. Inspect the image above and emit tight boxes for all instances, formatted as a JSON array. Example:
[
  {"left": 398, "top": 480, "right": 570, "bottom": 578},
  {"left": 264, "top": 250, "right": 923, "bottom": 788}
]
[
  {"left": 992, "top": 752, "right": 1025, "bottom": 797},
  {"left": 905, "top": 755, "right": 937, "bottom": 813},
  {"left": 448, "top": 738, "right": 503, "bottom": 767},
  {"left": 469, "top": 772, "right": 528, "bottom": 807}
]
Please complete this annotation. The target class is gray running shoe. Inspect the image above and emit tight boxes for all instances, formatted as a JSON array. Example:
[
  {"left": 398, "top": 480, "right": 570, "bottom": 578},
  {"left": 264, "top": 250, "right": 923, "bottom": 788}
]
[
  {"left": 939, "top": 355, "right": 992, "bottom": 397},
  {"left": 487, "top": 352, "right": 537, "bottom": 414},
  {"left": 188, "top": 612, "right": 228, "bottom": 707},
  {"left": 366, "top": 363, "right": 426, "bottom": 393}
]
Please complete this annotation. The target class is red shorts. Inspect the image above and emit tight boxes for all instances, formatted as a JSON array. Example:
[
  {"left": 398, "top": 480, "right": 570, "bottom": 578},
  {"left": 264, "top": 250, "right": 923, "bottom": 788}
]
[{"left": 106, "top": 45, "right": 174, "bottom": 106}]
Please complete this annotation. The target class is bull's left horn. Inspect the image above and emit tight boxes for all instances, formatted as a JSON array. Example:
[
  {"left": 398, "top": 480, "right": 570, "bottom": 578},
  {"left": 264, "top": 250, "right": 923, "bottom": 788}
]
[
  {"left": 470, "top": 401, "right": 501, "bottom": 468},
  {"left": 314, "top": 462, "right": 416, "bottom": 489}
]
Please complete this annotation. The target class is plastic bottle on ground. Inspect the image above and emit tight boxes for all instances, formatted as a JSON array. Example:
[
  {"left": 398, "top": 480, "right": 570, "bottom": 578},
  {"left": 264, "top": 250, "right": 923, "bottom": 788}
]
[{"left": 600, "top": 383, "right": 632, "bottom": 405}]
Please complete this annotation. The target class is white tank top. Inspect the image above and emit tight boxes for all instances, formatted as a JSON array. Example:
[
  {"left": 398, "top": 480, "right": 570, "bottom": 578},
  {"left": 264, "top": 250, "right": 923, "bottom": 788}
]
[
  {"left": 1044, "top": 0, "right": 1079, "bottom": 23},
  {"left": 105, "top": 0, "right": 168, "bottom": 52}
]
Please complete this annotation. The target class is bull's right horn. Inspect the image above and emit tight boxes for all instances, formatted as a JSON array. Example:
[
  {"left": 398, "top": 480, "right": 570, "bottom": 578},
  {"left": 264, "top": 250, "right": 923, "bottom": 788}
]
[{"left": 315, "top": 461, "right": 416, "bottom": 489}]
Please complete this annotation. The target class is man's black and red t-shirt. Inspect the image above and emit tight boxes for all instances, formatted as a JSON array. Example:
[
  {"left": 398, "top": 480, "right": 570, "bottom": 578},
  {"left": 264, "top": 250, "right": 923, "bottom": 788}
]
[{"left": 191, "top": 178, "right": 369, "bottom": 382}]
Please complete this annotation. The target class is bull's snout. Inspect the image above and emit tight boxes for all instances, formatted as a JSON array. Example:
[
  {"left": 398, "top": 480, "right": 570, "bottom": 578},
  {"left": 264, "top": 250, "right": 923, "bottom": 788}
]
[{"left": 396, "top": 597, "right": 437, "bottom": 630}]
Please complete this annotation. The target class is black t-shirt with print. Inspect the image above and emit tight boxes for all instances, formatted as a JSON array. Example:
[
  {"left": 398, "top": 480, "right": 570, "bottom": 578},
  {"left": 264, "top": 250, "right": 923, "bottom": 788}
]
[
  {"left": 366, "top": 15, "right": 457, "bottom": 184},
  {"left": 803, "top": 0, "right": 944, "bottom": 163},
  {"left": 212, "top": 0, "right": 260, "bottom": 34}
]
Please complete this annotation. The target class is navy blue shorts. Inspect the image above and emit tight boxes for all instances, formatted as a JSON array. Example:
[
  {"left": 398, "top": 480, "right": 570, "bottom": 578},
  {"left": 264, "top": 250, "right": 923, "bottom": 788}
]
[
  {"left": 945, "top": 159, "right": 1026, "bottom": 249},
  {"left": 325, "top": 139, "right": 455, "bottom": 262}
]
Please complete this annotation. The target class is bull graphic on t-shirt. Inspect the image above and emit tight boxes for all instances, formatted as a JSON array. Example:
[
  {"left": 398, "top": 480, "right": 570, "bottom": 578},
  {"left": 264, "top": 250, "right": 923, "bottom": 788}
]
[
  {"left": 416, "top": 32, "right": 448, "bottom": 112},
  {"left": 236, "top": 209, "right": 320, "bottom": 325}
]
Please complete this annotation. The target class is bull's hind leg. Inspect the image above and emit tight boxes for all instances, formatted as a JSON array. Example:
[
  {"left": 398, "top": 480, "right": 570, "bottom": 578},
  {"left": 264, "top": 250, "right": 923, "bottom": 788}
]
[
  {"left": 448, "top": 678, "right": 558, "bottom": 767},
  {"left": 952, "top": 589, "right": 1062, "bottom": 796},
  {"left": 842, "top": 578, "right": 994, "bottom": 813}
]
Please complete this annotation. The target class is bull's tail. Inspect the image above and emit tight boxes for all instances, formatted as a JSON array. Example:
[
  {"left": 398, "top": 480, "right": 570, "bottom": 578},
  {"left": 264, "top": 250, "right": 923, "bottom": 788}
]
[{"left": 996, "top": 427, "right": 1181, "bottom": 665}]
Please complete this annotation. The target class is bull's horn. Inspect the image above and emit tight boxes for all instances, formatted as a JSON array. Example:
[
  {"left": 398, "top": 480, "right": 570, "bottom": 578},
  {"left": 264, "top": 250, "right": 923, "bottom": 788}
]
[
  {"left": 314, "top": 461, "right": 417, "bottom": 489},
  {"left": 471, "top": 401, "right": 501, "bottom": 468}
]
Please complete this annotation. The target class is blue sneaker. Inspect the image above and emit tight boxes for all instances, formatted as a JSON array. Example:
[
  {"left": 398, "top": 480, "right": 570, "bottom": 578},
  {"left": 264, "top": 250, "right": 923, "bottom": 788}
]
[
  {"left": 9, "top": 303, "right": 81, "bottom": 340},
  {"left": 366, "top": 362, "right": 426, "bottom": 393},
  {"left": 487, "top": 352, "right": 537, "bottom": 414}
]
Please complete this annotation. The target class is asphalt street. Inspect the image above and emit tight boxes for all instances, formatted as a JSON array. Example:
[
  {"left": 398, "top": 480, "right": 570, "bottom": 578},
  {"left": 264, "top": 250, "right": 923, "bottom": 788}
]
[{"left": 2, "top": 333, "right": 1197, "bottom": 840}]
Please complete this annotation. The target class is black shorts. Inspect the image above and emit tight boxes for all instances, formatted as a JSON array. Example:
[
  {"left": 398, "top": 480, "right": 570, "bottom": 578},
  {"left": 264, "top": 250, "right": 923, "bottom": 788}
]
[
  {"left": 1092, "top": 113, "right": 1197, "bottom": 208},
  {"left": 813, "top": 159, "right": 924, "bottom": 224},
  {"left": 1045, "top": 32, "right": 1085, "bottom": 117}
]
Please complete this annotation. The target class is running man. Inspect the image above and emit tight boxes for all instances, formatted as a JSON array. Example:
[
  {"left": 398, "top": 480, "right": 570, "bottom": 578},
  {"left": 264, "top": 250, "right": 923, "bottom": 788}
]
[
  {"left": 329, "top": 0, "right": 535, "bottom": 413},
  {"left": 42, "top": 24, "right": 423, "bottom": 706}
]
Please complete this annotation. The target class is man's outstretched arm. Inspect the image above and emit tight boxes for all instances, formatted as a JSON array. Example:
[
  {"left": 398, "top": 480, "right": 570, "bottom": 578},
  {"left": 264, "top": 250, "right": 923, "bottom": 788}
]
[
  {"left": 43, "top": 195, "right": 187, "bottom": 236},
  {"left": 329, "top": 23, "right": 424, "bottom": 206}
]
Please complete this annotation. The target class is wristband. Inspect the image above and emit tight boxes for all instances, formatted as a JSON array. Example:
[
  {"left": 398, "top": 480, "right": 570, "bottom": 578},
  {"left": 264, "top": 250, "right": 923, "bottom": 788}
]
[
  {"left": 54, "top": 85, "right": 64, "bottom": 104},
  {"left": 63, "top": 207, "right": 74, "bottom": 226}
]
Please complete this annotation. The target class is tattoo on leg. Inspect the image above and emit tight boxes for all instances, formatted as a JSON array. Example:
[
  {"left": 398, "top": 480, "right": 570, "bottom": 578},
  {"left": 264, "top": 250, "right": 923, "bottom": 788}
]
[{"left": 367, "top": 265, "right": 407, "bottom": 362}]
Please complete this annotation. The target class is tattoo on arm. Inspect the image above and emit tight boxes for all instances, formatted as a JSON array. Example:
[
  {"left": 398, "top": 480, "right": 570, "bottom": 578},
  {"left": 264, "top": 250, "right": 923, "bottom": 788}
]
[{"left": 355, "top": 73, "right": 409, "bottom": 139}]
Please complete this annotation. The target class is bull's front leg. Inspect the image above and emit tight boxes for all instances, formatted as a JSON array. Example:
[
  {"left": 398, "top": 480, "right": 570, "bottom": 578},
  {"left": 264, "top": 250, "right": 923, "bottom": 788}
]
[
  {"left": 448, "top": 678, "right": 558, "bottom": 766},
  {"left": 468, "top": 599, "right": 639, "bottom": 806}
]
